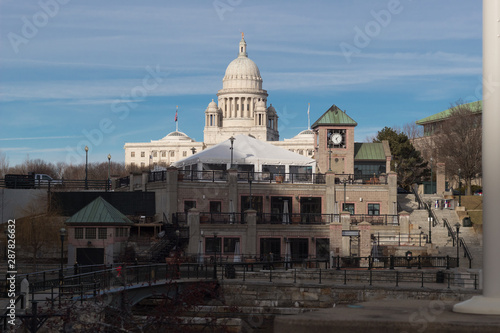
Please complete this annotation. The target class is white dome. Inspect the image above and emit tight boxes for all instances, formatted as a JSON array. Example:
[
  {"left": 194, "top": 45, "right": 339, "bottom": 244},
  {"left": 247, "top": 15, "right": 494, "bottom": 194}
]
[
  {"left": 158, "top": 131, "right": 194, "bottom": 142},
  {"left": 205, "top": 99, "right": 218, "bottom": 113},
  {"left": 224, "top": 57, "right": 261, "bottom": 81},
  {"left": 222, "top": 37, "right": 263, "bottom": 90}
]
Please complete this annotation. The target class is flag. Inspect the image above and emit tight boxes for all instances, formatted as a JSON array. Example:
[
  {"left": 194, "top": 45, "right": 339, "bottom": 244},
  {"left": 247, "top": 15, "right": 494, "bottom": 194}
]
[{"left": 175, "top": 105, "right": 178, "bottom": 122}]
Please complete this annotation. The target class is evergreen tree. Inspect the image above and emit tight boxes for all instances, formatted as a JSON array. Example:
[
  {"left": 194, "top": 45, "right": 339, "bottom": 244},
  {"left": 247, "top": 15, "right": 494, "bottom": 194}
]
[{"left": 374, "top": 127, "right": 429, "bottom": 190}]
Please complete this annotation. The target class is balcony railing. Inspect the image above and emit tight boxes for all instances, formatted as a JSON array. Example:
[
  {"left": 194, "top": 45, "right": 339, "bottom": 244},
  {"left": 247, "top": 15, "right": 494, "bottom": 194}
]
[
  {"left": 200, "top": 212, "right": 244, "bottom": 224},
  {"left": 350, "top": 214, "right": 399, "bottom": 225}
]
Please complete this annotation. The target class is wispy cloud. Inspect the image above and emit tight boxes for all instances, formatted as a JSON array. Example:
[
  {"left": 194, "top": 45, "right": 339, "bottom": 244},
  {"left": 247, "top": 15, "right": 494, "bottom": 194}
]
[{"left": 0, "top": 136, "right": 79, "bottom": 141}]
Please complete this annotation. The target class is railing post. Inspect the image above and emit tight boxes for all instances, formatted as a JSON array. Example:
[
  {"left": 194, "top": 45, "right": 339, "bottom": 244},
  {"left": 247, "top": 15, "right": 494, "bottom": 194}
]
[
  {"left": 421, "top": 272, "right": 424, "bottom": 288},
  {"left": 446, "top": 255, "right": 450, "bottom": 270},
  {"left": 390, "top": 255, "right": 394, "bottom": 270},
  {"left": 336, "top": 255, "right": 341, "bottom": 270},
  {"left": 369, "top": 270, "right": 372, "bottom": 286},
  {"left": 294, "top": 269, "right": 297, "bottom": 283},
  {"left": 319, "top": 269, "right": 322, "bottom": 284},
  {"left": 269, "top": 269, "right": 272, "bottom": 282},
  {"left": 368, "top": 255, "right": 372, "bottom": 270},
  {"left": 447, "top": 272, "right": 451, "bottom": 289},
  {"left": 395, "top": 270, "right": 399, "bottom": 287},
  {"left": 418, "top": 255, "right": 422, "bottom": 269},
  {"left": 344, "top": 270, "right": 347, "bottom": 285}
]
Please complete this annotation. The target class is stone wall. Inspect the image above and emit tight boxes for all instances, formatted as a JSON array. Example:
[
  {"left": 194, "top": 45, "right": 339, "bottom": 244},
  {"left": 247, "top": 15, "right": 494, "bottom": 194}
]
[{"left": 221, "top": 280, "right": 479, "bottom": 309}]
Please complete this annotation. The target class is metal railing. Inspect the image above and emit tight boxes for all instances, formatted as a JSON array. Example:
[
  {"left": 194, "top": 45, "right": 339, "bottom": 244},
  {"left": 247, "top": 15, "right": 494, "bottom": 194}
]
[
  {"left": 200, "top": 212, "right": 244, "bottom": 224},
  {"left": 0, "top": 178, "right": 110, "bottom": 190},
  {"left": 350, "top": 214, "right": 399, "bottom": 225},
  {"left": 459, "top": 237, "right": 474, "bottom": 269}
]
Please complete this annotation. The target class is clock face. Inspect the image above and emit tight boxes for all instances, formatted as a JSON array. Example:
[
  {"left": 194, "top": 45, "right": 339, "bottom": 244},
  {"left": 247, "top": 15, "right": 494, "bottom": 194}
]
[{"left": 331, "top": 133, "right": 343, "bottom": 145}]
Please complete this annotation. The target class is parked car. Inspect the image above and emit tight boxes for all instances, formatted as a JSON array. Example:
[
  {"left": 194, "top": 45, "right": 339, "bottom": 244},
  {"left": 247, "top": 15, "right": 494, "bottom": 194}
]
[{"left": 474, "top": 189, "right": 483, "bottom": 196}]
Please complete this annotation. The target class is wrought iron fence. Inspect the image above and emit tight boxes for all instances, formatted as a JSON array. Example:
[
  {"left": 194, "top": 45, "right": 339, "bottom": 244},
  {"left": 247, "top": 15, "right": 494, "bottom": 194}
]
[
  {"left": 200, "top": 212, "right": 244, "bottom": 224},
  {"left": 350, "top": 214, "right": 399, "bottom": 225}
]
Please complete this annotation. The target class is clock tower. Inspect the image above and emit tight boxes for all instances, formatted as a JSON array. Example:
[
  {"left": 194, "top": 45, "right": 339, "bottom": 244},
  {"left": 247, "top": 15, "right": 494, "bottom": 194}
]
[{"left": 311, "top": 104, "right": 357, "bottom": 174}]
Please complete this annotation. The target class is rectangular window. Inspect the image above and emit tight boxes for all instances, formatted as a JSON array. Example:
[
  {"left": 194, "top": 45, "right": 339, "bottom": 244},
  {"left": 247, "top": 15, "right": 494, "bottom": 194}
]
[
  {"left": 85, "top": 228, "right": 96, "bottom": 239},
  {"left": 141, "top": 152, "right": 145, "bottom": 157},
  {"left": 75, "top": 228, "right": 83, "bottom": 239},
  {"left": 98, "top": 228, "right": 107, "bottom": 239},
  {"left": 342, "top": 203, "right": 355, "bottom": 215},
  {"left": 205, "top": 237, "right": 221, "bottom": 254},
  {"left": 170, "top": 151, "right": 175, "bottom": 157},
  {"left": 368, "top": 203, "right": 380, "bottom": 216},
  {"left": 162, "top": 151, "right": 166, "bottom": 157},
  {"left": 210, "top": 201, "right": 222, "bottom": 213},
  {"left": 183, "top": 151, "right": 187, "bottom": 157},
  {"left": 131, "top": 152, "right": 135, "bottom": 157},
  {"left": 153, "top": 151, "right": 157, "bottom": 157},
  {"left": 223, "top": 238, "right": 239, "bottom": 254}
]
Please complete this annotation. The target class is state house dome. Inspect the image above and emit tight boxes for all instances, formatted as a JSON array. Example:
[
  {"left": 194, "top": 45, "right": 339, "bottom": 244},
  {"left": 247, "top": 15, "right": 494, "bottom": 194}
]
[{"left": 222, "top": 35, "right": 263, "bottom": 90}]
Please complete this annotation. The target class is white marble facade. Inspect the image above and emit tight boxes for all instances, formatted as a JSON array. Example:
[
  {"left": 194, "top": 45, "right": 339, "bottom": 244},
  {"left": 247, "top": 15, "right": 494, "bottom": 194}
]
[{"left": 124, "top": 35, "right": 314, "bottom": 168}]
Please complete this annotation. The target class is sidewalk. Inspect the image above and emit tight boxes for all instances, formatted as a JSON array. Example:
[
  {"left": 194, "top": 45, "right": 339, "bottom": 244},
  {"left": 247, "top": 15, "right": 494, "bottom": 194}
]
[{"left": 274, "top": 299, "right": 500, "bottom": 333}]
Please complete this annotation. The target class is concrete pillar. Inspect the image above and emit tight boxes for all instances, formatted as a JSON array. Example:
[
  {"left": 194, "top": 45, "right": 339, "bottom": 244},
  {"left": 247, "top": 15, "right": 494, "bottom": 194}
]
[
  {"left": 228, "top": 169, "right": 238, "bottom": 212},
  {"left": 340, "top": 211, "right": 350, "bottom": 255},
  {"left": 399, "top": 211, "right": 410, "bottom": 235},
  {"left": 358, "top": 222, "right": 371, "bottom": 267},
  {"left": 129, "top": 173, "right": 134, "bottom": 192},
  {"left": 245, "top": 209, "right": 257, "bottom": 256},
  {"left": 436, "top": 162, "right": 446, "bottom": 195},
  {"left": 325, "top": 172, "right": 336, "bottom": 215},
  {"left": 141, "top": 172, "right": 148, "bottom": 192},
  {"left": 329, "top": 222, "right": 343, "bottom": 266},
  {"left": 187, "top": 208, "right": 200, "bottom": 255},
  {"left": 387, "top": 171, "right": 398, "bottom": 215},
  {"left": 165, "top": 167, "right": 179, "bottom": 222},
  {"left": 454, "top": 0, "right": 500, "bottom": 314}
]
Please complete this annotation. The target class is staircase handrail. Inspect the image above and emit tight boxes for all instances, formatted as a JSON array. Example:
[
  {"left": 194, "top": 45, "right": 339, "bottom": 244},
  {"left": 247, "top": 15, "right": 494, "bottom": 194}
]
[
  {"left": 443, "top": 218, "right": 456, "bottom": 242},
  {"left": 412, "top": 186, "right": 424, "bottom": 210}
]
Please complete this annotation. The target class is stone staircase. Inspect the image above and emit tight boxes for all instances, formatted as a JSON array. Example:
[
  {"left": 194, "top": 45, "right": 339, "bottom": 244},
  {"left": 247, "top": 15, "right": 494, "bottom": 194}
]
[{"left": 403, "top": 194, "right": 482, "bottom": 270}]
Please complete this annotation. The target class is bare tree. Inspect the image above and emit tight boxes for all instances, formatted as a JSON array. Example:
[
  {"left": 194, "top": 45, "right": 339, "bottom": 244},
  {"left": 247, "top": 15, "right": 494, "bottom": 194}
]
[
  {"left": 432, "top": 101, "right": 482, "bottom": 195},
  {"left": 0, "top": 150, "right": 9, "bottom": 178},
  {"left": 16, "top": 197, "right": 64, "bottom": 270},
  {"left": 402, "top": 121, "right": 423, "bottom": 140}
]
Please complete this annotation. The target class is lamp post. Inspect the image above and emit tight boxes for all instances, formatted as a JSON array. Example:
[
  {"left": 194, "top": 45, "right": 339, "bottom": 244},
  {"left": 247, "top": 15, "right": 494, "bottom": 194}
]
[
  {"left": 458, "top": 168, "right": 462, "bottom": 207},
  {"left": 59, "top": 228, "right": 66, "bottom": 284},
  {"left": 85, "top": 146, "right": 89, "bottom": 190},
  {"left": 229, "top": 136, "right": 235, "bottom": 168},
  {"left": 107, "top": 154, "right": 111, "bottom": 192},
  {"left": 430, "top": 157, "right": 433, "bottom": 195},
  {"left": 427, "top": 216, "right": 433, "bottom": 244},
  {"left": 212, "top": 232, "right": 218, "bottom": 279},
  {"left": 248, "top": 173, "right": 253, "bottom": 210},
  {"left": 455, "top": 223, "right": 461, "bottom": 267}
]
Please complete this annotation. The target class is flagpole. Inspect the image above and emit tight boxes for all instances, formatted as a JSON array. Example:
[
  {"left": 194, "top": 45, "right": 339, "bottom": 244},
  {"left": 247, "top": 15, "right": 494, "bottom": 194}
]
[
  {"left": 175, "top": 105, "right": 178, "bottom": 132},
  {"left": 307, "top": 103, "right": 310, "bottom": 129}
]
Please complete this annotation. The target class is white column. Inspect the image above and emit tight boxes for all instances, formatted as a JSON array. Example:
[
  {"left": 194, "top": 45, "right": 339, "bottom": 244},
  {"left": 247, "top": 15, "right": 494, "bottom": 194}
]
[{"left": 454, "top": 0, "right": 500, "bottom": 315}]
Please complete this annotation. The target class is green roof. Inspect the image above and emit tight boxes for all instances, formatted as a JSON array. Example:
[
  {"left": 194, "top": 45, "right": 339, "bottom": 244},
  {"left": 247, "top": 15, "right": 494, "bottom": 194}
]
[
  {"left": 416, "top": 101, "right": 482, "bottom": 125},
  {"left": 311, "top": 104, "right": 357, "bottom": 128},
  {"left": 354, "top": 142, "right": 386, "bottom": 161},
  {"left": 66, "top": 197, "right": 133, "bottom": 225}
]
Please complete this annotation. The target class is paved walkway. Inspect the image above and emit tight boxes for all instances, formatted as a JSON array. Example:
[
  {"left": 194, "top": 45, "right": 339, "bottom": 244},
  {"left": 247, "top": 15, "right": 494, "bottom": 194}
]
[{"left": 274, "top": 299, "right": 500, "bottom": 333}]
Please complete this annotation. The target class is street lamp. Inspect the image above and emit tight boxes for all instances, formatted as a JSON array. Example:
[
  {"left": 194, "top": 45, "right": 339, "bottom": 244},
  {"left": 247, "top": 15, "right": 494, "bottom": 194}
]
[
  {"left": 191, "top": 147, "right": 196, "bottom": 155},
  {"left": 212, "top": 232, "right": 218, "bottom": 279},
  {"left": 107, "top": 154, "right": 111, "bottom": 192},
  {"left": 229, "top": 136, "right": 235, "bottom": 168},
  {"left": 458, "top": 168, "right": 462, "bottom": 207},
  {"left": 59, "top": 228, "right": 66, "bottom": 284},
  {"left": 85, "top": 146, "right": 89, "bottom": 190},
  {"left": 248, "top": 173, "right": 253, "bottom": 210},
  {"left": 427, "top": 215, "right": 433, "bottom": 244},
  {"left": 430, "top": 157, "right": 433, "bottom": 195},
  {"left": 455, "top": 223, "right": 461, "bottom": 267}
]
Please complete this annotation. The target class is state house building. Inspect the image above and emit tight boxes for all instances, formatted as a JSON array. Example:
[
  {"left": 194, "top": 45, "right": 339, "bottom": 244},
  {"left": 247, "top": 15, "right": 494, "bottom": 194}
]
[{"left": 124, "top": 35, "right": 389, "bottom": 178}]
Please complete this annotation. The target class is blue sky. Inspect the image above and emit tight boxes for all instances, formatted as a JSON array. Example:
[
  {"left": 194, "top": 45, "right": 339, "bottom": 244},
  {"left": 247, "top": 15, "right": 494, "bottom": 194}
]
[{"left": 0, "top": 0, "right": 482, "bottom": 166}]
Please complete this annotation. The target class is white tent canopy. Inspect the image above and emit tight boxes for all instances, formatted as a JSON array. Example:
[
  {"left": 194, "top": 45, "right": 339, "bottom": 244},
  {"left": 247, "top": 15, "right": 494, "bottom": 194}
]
[{"left": 173, "top": 134, "right": 316, "bottom": 173}]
